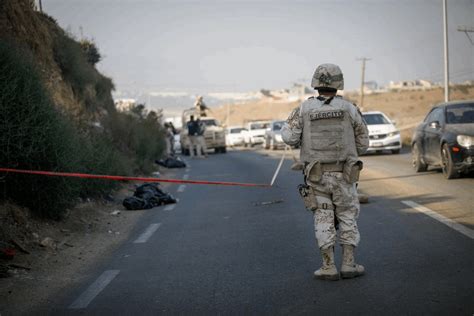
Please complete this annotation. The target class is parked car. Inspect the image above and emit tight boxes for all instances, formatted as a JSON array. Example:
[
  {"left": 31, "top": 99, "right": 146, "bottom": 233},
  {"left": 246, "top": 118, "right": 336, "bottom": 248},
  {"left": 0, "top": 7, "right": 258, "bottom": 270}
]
[
  {"left": 362, "top": 111, "right": 402, "bottom": 154},
  {"left": 226, "top": 126, "right": 246, "bottom": 147},
  {"left": 411, "top": 100, "right": 474, "bottom": 179},
  {"left": 264, "top": 120, "right": 286, "bottom": 150},
  {"left": 244, "top": 121, "right": 271, "bottom": 147}
]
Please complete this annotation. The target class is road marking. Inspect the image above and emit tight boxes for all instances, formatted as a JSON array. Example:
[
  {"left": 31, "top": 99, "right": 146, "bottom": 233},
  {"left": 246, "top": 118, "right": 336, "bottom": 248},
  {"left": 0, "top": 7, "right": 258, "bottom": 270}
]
[
  {"left": 401, "top": 200, "right": 474, "bottom": 240},
  {"left": 133, "top": 223, "right": 161, "bottom": 243},
  {"left": 182, "top": 174, "right": 189, "bottom": 180},
  {"left": 164, "top": 204, "right": 176, "bottom": 211},
  {"left": 177, "top": 184, "right": 186, "bottom": 192},
  {"left": 69, "top": 270, "right": 120, "bottom": 309}
]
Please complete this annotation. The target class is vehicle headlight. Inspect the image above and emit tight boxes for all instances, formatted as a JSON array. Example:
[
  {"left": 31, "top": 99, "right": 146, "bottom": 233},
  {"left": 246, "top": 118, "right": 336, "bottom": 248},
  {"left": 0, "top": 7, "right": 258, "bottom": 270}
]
[
  {"left": 388, "top": 131, "right": 400, "bottom": 137},
  {"left": 457, "top": 135, "right": 474, "bottom": 148},
  {"left": 275, "top": 134, "right": 283, "bottom": 142}
]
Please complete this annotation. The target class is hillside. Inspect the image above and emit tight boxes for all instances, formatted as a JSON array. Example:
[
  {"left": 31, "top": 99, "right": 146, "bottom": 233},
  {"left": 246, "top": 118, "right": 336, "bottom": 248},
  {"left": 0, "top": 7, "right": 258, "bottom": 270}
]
[
  {"left": 0, "top": 0, "right": 114, "bottom": 119},
  {"left": 212, "top": 85, "right": 474, "bottom": 143}
]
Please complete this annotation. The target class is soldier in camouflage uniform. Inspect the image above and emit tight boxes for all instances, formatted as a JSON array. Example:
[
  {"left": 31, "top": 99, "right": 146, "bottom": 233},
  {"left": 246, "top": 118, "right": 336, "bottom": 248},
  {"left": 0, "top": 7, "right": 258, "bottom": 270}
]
[{"left": 281, "top": 64, "right": 369, "bottom": 280}]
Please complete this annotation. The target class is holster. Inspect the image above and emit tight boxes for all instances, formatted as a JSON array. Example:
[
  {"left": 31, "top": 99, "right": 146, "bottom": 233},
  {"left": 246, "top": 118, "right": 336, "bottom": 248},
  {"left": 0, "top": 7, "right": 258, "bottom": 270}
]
[
  {"left": 304, "top": 160, "right": 322, "bottom": 185},
  {"left": 297, "top": 184, "right": 335, "bottom": 212},
  {"left": 343, "top": 160, "right": 363, "bottom": 184},
  {"left": 298, "top": 184, "right": 318, "bottom": 211}
]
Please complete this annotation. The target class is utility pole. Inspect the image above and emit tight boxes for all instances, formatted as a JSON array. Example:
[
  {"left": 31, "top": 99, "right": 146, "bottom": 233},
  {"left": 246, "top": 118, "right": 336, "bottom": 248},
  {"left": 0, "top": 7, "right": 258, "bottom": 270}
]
[
  {"left": 443, "top": 0, "right": 449, "bottom": 102},
  {"left": 38, "top": 0, "right": 43, "bottom": 12},
  {"left": 356, "top": 57, "right": 371, "bottom": 110},
  {"left": 457, "top": 26, "right": 474, "bottom": 45}
]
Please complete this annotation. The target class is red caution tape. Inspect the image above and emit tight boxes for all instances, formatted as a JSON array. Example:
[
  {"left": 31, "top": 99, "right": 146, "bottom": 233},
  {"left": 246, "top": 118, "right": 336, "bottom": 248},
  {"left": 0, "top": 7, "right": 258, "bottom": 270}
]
[{"left": 0, "top": 168, "right": 270, "bottom": 188}]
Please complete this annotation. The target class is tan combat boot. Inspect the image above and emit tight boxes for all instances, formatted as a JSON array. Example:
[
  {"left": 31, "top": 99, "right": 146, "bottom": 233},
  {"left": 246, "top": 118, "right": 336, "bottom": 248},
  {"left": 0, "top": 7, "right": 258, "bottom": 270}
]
[
  {"left": 340, "top": 245, "right": 365, "bottom": 279},
  {"left": 314, "top": 247, "right": 339, "bottom": 281}
]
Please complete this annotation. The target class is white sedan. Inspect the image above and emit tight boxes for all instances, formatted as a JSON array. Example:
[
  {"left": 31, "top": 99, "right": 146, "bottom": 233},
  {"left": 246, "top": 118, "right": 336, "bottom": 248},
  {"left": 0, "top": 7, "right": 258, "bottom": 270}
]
[
  {"left": 226, "top": 127, "right": 247, "bottom": 147},
  {"left": 362, "top": 111, "right": 402, "bottom": 154}
]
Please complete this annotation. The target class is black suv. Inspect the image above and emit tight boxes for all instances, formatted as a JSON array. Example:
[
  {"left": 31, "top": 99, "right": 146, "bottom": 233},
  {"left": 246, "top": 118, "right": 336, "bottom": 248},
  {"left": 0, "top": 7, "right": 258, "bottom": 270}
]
[{"left": 411, "top": 100, "right": 474, "bottom": 179}]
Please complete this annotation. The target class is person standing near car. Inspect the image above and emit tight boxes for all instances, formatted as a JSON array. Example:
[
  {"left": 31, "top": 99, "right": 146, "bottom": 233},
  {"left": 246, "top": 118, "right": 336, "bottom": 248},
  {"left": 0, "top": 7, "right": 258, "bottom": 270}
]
[
  {"left": 281, "top": 63, "right": 369, "bottom": 280},
  {"left": 187, "top": 115, "right": 201, "bottom": 158},
  {"left": 196, "top": 118, "right": 208, "bottom": 158}
]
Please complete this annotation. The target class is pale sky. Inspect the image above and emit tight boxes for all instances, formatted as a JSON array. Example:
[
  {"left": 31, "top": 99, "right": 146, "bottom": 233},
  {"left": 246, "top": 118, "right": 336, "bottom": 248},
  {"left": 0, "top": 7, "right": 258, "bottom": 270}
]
[{"left": 45, "top": 0, "right": 473, "bottom": 93}]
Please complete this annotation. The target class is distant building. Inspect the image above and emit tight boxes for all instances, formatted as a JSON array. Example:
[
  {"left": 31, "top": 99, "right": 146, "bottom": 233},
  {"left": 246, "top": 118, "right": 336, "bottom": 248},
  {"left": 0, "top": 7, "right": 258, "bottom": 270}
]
[
  {"left": 363, "top": 81, "right": 378, "bottom": 93},
  {"left": 288, "top": 83, "right": 313, "bottom": 101},
  {"left": 114, "top": 98, "right": 136, "bottom": 111},
  {"left": 388, "top": 79, "right": 434, "bottom": 91}
]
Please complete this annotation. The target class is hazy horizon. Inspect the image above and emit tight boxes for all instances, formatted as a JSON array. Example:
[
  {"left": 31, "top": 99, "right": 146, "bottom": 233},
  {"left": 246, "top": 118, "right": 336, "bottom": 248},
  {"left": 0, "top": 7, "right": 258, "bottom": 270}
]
[{"left": 45, "top": 0, "right": 473, "bottom": 94}]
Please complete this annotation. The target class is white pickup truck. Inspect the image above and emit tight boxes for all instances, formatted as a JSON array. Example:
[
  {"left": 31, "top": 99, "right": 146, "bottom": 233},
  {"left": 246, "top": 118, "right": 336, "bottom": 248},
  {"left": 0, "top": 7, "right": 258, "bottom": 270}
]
[{"left": 243, "top": 121, "right": 271, "bottom": 147}]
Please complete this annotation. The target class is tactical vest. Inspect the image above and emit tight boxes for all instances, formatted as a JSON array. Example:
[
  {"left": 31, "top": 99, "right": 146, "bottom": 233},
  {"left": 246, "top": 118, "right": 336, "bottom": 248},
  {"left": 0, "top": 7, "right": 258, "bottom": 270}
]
[{"left": 300, "top": 97, "right": 358, "bottom": 164}]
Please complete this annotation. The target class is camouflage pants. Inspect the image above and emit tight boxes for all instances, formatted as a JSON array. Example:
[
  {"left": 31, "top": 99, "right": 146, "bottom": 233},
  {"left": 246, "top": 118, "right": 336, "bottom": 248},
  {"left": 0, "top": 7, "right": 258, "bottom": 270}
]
[{"left": 310, "top": 172, "right": 360, "bottom": 250}]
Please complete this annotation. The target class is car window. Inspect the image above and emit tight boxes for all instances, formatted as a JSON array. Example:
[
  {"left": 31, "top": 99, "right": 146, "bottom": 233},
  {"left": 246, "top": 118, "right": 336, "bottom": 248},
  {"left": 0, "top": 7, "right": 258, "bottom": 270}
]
[
  {"left": 362, "top": 114, "right": 390, "bottom": 125},
  {"left": 425, "top": 108, "right": 444, "bottom": 124},
  {"left": 272, "top": 121, "right": 284, "bottom": 131},
  {"left": 201, "top": 119, "right": 217, "bottom": 126},
  {"left": 230, "top": 128, "right": 245, "bottom": 133},
  {"left": 250, "top": 123, "right": 269, "bottom": 130},
  {"left": 446, "top": 103, "right": 474, "bottom": 124}
]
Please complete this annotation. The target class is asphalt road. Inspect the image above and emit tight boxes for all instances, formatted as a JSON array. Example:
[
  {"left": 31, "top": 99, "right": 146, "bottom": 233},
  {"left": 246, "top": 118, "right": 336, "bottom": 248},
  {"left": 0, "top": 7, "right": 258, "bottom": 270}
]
[{"left": 47, "top": 149, "right": 473, "bottom": 315}]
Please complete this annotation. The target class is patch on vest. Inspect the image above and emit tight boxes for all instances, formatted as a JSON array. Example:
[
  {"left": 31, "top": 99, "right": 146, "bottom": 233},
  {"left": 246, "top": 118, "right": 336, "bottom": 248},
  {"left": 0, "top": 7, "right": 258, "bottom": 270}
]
[{"left": 309, "top": 110, "right": 344, "bottom": 120}]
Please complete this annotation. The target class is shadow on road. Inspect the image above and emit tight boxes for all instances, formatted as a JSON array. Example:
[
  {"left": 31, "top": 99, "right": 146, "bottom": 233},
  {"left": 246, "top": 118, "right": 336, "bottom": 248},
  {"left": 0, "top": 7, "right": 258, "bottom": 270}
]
[
  {"left": 366, "top": 192, "right": 473, "bottom": 230},
  {"left": 360, "top": 171, "right": 439, "bottom": 182}
]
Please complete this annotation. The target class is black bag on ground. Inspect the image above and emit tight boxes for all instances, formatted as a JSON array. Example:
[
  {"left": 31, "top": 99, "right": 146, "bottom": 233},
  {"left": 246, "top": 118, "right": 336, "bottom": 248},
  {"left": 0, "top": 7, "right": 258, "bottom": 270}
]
[
  {"left": 123, "top": 183, "right": 177, "bottom": 210},
  {"left": 155, "top": 157, "right": 186, "bottom": 168}
]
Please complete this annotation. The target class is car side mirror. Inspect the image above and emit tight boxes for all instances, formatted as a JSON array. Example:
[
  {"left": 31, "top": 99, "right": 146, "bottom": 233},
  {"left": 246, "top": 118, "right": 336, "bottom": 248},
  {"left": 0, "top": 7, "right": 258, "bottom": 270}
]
[
  {"left": 429, "top": 121, "right": 440, "bottom": 129},
  {"left": 391, "top": 120, "right": 397, "bottom": 125}
]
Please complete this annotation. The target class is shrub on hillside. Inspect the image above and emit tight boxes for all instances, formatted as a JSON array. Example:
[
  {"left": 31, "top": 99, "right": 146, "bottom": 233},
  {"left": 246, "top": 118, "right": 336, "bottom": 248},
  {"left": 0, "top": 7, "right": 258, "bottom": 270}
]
[
  {"left": 105, "top": 105, "right": 166, "bottom": 173},
  {"left": 0, "top": 41, "right": 132, "bottom": 218},
  {"left": 0, "top": 41, "right": 83, "bottom": 218},
  {"left": 80, "top": 39, "right": 101, "bottom": 65}
]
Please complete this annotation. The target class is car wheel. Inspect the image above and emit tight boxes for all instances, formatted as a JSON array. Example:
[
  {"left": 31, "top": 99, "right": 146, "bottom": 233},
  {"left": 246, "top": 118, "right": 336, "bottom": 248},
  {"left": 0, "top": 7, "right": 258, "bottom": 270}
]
[
  {"left": 391, "top": 149, "right": 400, "bottom": 154},
  {"left": 412, "top": 143, "right": 427, "bottom": 172},
  {"left": 441, "top": 144, "right": 459, "bottom": 179},
  {"left": 270, "top": 139, "right": 275, "bottom": 150},
  {"left": 221, "top": 147, "right": 227, "bottom": 153},
  {"left": 264, "top": 139, "right": 270, "bottom": 150}
]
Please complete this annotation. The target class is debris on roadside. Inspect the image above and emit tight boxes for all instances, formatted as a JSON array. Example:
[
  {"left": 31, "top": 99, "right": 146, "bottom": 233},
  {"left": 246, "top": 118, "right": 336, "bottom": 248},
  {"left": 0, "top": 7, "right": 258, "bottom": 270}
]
[
  {"left": 110, "top": 210, "right": 121, "bottom": 216},
  {"left": 8, "top": 263, "right": 31, "bottom": 271},
  {"left": 39, "top": 237, "right": 56, "bottom": 250},
  {"left": 123, "top": 183, "right": 176, "bottom": 211},
  {"left": 254, "top": 199, "right": 285, "bottom": 206},
  {"left": 0, "top": 247, "right": 16, "bottom": 260},
  {"left": 11, "top": 239, "right": 30, "bottom": 254},
  {"left": 358, "top": 194, "right": 369, "bottom": 204}
]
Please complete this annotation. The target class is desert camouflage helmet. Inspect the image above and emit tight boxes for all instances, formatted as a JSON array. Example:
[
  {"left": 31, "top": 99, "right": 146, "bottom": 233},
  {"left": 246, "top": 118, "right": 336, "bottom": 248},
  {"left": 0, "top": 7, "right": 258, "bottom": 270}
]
[{"left": 311, "top": 63, "right": 344, "bottom": 90}]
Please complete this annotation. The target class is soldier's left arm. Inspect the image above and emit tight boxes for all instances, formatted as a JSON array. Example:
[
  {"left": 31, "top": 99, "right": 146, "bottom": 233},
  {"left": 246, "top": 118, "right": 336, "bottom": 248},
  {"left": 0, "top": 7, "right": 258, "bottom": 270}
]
[
  {"left": 281, "top": 105, "right": 303, "bottom": 146},
  {"left": 348, "top": 104, "right": 369, "bottom": 155}
]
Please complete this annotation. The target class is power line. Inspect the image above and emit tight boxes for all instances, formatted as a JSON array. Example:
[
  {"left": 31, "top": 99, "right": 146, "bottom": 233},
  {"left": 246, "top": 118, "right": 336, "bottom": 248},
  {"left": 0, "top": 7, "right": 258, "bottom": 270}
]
[
  {"left": 458, "top": 26, "right": 474, "bottom": 45},
  {"left": 356, "top": 57, "right": 371, "bottom": 110}
]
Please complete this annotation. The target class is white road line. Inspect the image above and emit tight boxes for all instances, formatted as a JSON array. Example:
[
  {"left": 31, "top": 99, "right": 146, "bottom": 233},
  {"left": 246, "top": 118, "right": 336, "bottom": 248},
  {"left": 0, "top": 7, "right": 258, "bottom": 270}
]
[
  {"left": 401, "top": 200, "right": 474, "bottom": 240},
  {"left": 177, "top": 184, "right": 186, "bottom": 192},
  {"left": 133, "top": 223, "right": 162, "bottom": 244},
  {"left": 164, "top": 204, "right": 176, "bottom": 211},
  {"left": 182, "top": 174, "right": 189, "bottom": 180},
  {"left": 69, "top": 270, "right": 120, "bottom": 309}
]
